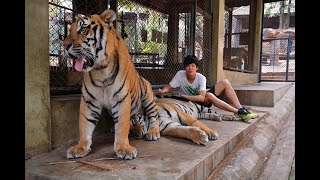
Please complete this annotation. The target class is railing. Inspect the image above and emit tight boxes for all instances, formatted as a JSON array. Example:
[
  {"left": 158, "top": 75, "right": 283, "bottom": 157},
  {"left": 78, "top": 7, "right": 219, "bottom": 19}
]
[
  {"left": 260, "top": 35, "right": 295, "bottom": 82},
  {"left": 130, "top": 52, "right": 162, "bottom": 67}
]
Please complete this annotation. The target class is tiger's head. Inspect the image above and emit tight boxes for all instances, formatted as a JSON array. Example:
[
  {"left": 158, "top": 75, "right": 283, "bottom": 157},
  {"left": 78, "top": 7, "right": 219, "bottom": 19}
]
[{"left": 63, "top": 9, "right": 117, "bottom": 72}]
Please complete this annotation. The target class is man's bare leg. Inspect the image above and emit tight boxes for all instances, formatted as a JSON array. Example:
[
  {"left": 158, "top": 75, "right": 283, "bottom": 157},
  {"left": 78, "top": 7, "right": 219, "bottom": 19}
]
[
  {"left": 214, "top": 79, "right": 242, "bottom": 109},
  {"left": 205, "top": 93, "right": 238, "bottom": 113},
  {"left": 212, "top": 79, "right": 257, "bottom": 121}
]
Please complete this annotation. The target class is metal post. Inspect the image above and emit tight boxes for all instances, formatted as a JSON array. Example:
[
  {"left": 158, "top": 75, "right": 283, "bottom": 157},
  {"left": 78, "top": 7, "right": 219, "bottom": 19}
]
[
  {"left": 285, "top": 34, "right": 291, "bottom": 81},
  {"left": 259, "top": 2, "right": 265, "bottom": 82},
  {"left": 190, "top": 0, "right": 196, "bottom": 55},
  {"left": 110, "top": 0, "right": 118, "bottom": 28}
]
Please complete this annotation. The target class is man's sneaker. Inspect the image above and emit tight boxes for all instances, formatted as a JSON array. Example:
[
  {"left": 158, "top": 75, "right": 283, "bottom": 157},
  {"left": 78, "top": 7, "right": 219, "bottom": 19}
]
[
  {"left": 243, "top": 107, "right": 257, "bottom": 119},
  {"left": 237, "top": 107, "right": 257, "bottom": 122}
]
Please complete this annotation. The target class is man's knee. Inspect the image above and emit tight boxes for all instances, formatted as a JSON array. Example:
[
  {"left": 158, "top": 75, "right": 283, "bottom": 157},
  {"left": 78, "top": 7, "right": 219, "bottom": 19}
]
[
  {"left": 223, "top": 79, "right": 231, "bottom": 84},
  {"left": 217, "top": 79, "right": 230, "bottom": 87}
]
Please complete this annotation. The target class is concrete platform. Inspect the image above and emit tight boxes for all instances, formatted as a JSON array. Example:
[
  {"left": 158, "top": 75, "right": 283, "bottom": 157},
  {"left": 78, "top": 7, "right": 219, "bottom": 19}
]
[
  {"left": 233, "top": 82, "right": 293, "bottom": 107},
  {"left": 209, "top": 85, "right": 295, "bottom": 179},
  {"left": 25, "top": 108, "right": 267, "bottom": 180}
]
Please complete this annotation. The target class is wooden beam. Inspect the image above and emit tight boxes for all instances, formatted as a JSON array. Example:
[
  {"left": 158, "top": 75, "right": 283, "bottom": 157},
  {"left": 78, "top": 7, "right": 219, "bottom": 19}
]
[
  {"left": 129, "top": 0, "right": 167, "bottom": 13},
  {"left": 226, "top": 0, "right": 284, "bottom": 8},
  {"left": 248, "top": 0, "right": 257, "bottom": 71}
]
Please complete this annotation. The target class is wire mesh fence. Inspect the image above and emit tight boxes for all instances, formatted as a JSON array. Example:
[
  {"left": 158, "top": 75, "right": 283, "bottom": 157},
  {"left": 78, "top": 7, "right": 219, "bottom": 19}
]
[
  {"left": 260, "top": 0, "right": 295, "bottom": 82},
  {"left": 224, "top": 5, "right": 250, "bottom": 71},
  {"left": 261, "top": 36, "right": 295, "bottom": 81},
  {"left": 48, "top": 0, "right": 213, "bottom": 95}
]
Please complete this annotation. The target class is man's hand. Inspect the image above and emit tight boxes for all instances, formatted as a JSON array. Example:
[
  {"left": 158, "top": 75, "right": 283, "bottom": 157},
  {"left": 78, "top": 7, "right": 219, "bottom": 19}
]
[
  {"left": 158, "top": 85, "right": 172, "bottom": 95},
  {"left": 158, "top": 88, "right": 166, "bottom": 95}
]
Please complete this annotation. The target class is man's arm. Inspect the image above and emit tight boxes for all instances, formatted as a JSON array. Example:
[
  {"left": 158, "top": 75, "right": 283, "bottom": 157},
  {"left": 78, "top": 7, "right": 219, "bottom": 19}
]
[
  {"left": 181, "top": 90, "right": 206, "bottom": 103},
  {"left": 158, "top": 85, "right": 173, "bottom": 95}
]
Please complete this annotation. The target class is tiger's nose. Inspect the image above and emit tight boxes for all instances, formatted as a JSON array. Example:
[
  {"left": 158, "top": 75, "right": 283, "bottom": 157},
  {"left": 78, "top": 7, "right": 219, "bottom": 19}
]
[{"left": 64, "top": 43, "right": 72, "bottom": 50}]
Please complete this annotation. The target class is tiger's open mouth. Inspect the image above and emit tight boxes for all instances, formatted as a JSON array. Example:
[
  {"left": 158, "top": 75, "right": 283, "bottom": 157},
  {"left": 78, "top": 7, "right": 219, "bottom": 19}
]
[
  {"left": 74, "top": 57, "right": 93, "bottom": 72},
  {"left": 75, "top": 57, "right": 85, "bottom": 72}
]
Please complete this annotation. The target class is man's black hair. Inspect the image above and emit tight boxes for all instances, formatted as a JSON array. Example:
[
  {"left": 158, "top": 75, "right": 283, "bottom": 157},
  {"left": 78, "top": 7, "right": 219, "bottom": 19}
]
[{"left": 183, "top": 55, "right": 199, "bottom": 67}]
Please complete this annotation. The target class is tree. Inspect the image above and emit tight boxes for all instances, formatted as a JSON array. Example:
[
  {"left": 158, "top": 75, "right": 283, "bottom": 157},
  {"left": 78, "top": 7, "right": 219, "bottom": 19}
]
[{"left": 264, "top": 0, "right": 295, "bottom": 29}]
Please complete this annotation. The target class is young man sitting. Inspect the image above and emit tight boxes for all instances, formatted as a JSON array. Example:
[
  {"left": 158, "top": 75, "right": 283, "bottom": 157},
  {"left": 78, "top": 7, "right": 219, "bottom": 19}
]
[{"left": 158, "top": 55, "right": 256, "bottom": 121}]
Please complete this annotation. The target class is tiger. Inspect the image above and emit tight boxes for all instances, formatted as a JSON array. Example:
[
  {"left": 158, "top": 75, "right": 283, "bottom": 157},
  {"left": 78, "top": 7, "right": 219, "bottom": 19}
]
[
  {"left": 130, "top": 96, "right": 221, "bottom": 145},
  {"left": 62, "top": 9, "right": 160, "bottom": 160}
]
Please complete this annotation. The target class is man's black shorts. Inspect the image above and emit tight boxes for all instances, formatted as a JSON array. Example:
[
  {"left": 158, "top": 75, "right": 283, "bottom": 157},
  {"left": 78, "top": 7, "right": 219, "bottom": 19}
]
[
  {"left": 207, "top": 85, "right": 216, "bottom": 96},
  {"left": 204, "top": 85, "right": 222, "bottom": 107}
]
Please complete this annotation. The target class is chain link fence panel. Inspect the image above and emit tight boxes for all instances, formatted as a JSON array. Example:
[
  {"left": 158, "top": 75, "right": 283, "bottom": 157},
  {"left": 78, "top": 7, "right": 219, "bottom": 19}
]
[{"left": 48, "top": 0, "right": 213, "bottom": 95}]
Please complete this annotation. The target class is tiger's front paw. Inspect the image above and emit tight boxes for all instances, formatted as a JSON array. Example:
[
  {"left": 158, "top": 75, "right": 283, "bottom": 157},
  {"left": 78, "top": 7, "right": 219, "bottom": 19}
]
[
  {"left": 205, "top": 129, "right": 219, "bottom": 140},
  {"left": 190, "top": 127, "right": 209, "bottom": 145},
  {"left": 66, "top": 144, "right": 91, "bottom": 159},
  {"left": 114, "top": 145, "right": 137, "bottom": 160},
  {"left": 145, "top": 127, "right": 160, "bottom": 141}
]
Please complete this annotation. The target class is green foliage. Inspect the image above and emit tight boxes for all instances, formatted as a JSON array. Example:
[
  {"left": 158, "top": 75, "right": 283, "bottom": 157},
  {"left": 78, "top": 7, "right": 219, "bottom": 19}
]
[
  {"left": 118, "top": 0, "right": 135, "bottom": 11},
  {"left": 264, "top": 0, "right": 295, "bottom": 18},
  {"left": 118, "top": 0, "right": 168, "bottom": 57},
  {"left": 264, "top": 3, "right": 277, "bottom": 17}
]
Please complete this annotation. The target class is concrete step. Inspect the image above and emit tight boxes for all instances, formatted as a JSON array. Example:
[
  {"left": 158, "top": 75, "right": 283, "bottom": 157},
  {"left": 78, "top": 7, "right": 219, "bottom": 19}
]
[
  {"left": 232, "top": 82, "right": 293, "bottom": 107},
  {"left": 25, "top": 108, "right": 267, "bottom": 180},
  {"left": 207, "top": 86, "right": 295, "bottom": 179},
  {"left": 256, "top": 107, "right": 295, "bottom": 180}
]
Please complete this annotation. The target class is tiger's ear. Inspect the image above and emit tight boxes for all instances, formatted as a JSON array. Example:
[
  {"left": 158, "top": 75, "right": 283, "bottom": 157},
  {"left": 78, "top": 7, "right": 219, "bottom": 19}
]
[
  {"left": 75, "top": 14, "right": 85, "bottom": 22},
  {"left": 100, "top": 9, "right": 117, "bottom": 28}
]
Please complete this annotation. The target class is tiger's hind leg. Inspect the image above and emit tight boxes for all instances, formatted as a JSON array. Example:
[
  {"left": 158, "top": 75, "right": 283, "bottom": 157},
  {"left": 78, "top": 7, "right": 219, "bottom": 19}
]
[
  {"left": 161, "top": 121, "right": 209, "bottom": 145},
  {"left": 199, "top": 112, "right": 222, "bottom": 121},
  {"left": 178, "top": 110, "right": 219, "bottom": 140}
]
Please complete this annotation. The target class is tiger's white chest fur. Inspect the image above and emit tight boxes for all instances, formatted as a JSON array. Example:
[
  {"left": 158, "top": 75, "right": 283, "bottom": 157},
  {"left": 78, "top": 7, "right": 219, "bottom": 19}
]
[{"left": 81, "top": 70, "right": 143, "bottom": 116}]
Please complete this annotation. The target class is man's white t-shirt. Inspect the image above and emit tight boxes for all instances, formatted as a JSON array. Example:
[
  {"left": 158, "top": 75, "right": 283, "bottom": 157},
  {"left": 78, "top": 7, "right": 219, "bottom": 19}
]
[{"left": 169, "top": 70, "right": 207, "bottom": 96}]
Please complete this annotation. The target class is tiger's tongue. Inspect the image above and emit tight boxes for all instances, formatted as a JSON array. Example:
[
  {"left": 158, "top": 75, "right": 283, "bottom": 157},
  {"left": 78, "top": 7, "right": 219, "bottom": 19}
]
[{"left": 75, "top": 58, "right": 85, "bottom": 72}]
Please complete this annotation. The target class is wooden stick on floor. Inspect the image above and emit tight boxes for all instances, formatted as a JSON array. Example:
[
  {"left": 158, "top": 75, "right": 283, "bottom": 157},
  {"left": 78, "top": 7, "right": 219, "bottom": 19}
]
[{"left": 78, "top": 160, "right": 111, "bottom": 171}]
